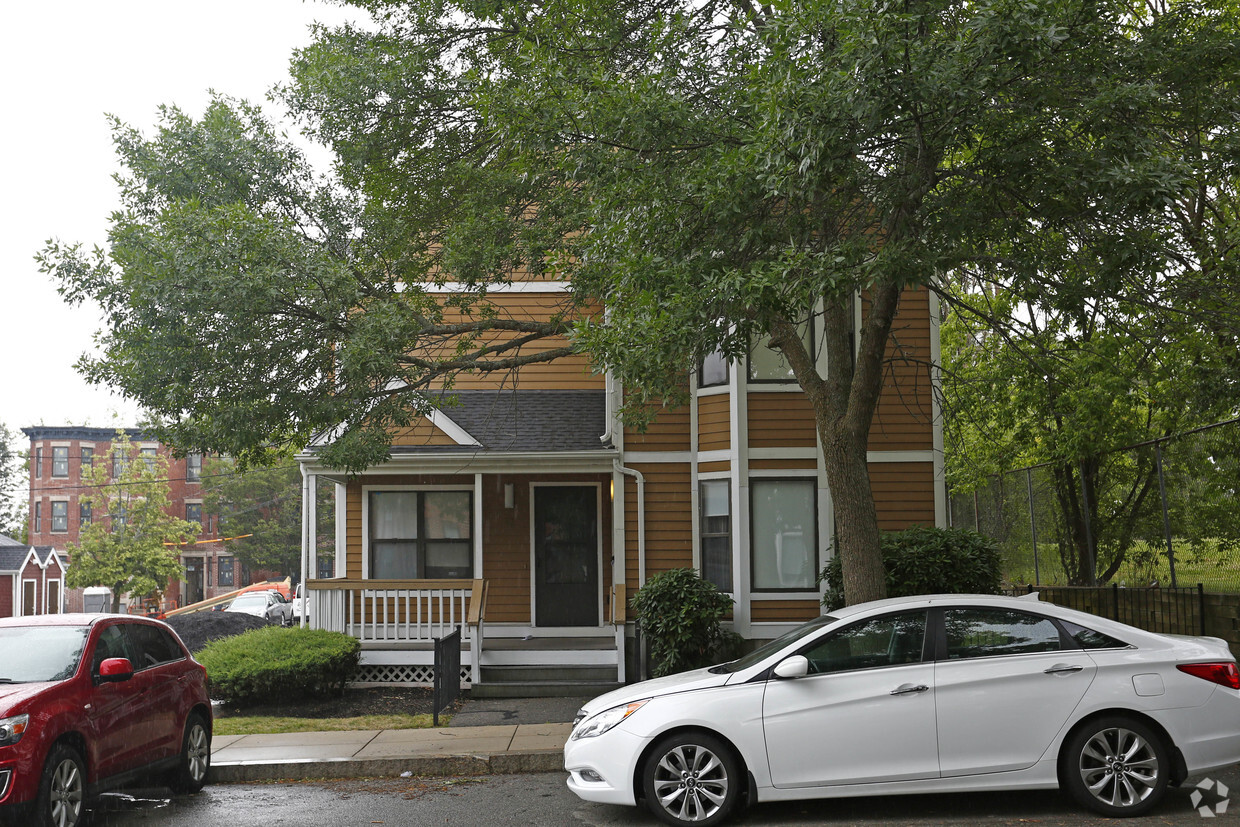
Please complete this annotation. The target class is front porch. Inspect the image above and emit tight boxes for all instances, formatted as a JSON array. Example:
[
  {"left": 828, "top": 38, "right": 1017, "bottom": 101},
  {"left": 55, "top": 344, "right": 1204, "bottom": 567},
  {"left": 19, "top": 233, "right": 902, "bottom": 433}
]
[{"left": 305, "top": 578, "right": 627, "bottom": 696}]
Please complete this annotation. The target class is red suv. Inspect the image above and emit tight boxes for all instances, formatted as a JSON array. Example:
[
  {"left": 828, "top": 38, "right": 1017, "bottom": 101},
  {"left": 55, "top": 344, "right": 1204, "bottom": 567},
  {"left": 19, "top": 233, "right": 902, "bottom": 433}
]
[{"left": 0, "top": 614, "right": 212, "bottom": 827}]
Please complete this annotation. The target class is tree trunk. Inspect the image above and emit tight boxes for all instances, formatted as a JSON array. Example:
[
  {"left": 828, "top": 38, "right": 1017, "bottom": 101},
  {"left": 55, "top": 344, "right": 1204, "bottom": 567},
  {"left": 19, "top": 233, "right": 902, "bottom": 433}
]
[
  {"left": 769, "top": 277, "right": 905, "bottom": 606},
  {"left": 110, "top": 584, "right": 124, "bottom": 614}
]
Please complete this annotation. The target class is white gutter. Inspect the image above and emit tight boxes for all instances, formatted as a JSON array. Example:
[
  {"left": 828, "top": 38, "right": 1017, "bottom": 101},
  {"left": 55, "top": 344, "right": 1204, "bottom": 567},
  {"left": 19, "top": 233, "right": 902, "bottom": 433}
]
[{"left": 613, "top": 460, "right": 647, "bottom": 586}]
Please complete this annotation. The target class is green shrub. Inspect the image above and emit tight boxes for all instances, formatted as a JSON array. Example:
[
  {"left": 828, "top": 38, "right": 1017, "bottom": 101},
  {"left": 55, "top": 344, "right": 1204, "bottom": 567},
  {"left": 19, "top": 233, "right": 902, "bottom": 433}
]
[
  {"left": 196, "top": 626, "right": 360, "bottom": 706},
  {"left": 819, "top": 526, "right": 1002, "bottom": 610},
  {"left": 631, "top": 568, "right": 738, "bottom": 677}
]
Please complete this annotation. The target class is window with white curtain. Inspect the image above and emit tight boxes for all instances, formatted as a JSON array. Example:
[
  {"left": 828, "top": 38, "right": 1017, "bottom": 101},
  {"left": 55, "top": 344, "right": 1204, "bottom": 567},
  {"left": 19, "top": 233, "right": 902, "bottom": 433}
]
[
  {"left": 751, "top": 479, "right": 817, "bottom": 590},
  {"left": 369, "top": 490, "right": 472, "bottom": 579}
]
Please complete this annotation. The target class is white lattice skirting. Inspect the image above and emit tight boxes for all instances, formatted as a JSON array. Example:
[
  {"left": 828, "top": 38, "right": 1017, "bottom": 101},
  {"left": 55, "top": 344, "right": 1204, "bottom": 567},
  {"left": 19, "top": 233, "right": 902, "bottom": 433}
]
[{"left": 352, "top": 663, "right": 472, "bottom": 687}]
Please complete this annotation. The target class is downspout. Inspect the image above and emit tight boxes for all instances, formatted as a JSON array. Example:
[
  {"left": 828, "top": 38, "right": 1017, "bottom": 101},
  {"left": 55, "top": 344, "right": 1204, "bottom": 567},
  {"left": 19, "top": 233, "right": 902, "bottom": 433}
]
[
  {"left": 613, "top": 460, "right": 647, "bottom": 586},
  {"left": 300, "top": 466, "right": 310, "bottom": 628}
]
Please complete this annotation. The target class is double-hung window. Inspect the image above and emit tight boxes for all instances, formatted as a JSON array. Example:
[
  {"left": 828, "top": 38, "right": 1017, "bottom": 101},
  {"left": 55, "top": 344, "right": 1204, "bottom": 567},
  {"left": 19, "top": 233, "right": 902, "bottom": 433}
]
[
  {"left": 369, "top": 490, "right": 473, "bottom": 579},
  {"left": 52, "top": 447, "right": 69, "bottom": 478},
  {"left": 51, "top": 501, "right": 68, "bottom": 533},
  {"left": 699, "top": 480, "right": 732, "bottom": 591},
  {"left": 751, "top": 478, "right": 817, "bottom": 590},
  {"left": 186, "top": 453, "right": 202, "bottom": 483},
  {"left": 748, "top": 322, "right": 814, "bottom": 383}
]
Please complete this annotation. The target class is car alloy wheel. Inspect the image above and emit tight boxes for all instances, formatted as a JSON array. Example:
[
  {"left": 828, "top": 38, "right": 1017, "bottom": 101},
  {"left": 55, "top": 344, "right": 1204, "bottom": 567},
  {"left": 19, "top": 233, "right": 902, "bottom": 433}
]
[
  {"left": 170, "top": 712, "right": 211, "bottom": 793},
  {"left": 642, "top": 732, "right": 741, "bottom": 826},
  {"left": 1064, "top": 716, "right": 1167, "bottom": 817},
  {"left": 37, "top": 744, "right": 85, "bottom": 827}
]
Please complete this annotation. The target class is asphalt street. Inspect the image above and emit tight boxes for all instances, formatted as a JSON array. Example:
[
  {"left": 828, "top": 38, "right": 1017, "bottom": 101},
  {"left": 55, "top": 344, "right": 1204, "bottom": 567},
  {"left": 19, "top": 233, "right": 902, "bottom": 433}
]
[{"left": 86, "top": 764, "right": 1240, "bottom": 826}]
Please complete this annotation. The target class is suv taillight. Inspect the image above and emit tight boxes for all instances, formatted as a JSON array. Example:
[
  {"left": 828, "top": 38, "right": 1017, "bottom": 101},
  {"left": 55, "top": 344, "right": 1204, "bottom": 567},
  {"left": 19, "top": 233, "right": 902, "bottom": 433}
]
[{"left": 1178, "top": 662, "right": 1240, "bottom": 689}]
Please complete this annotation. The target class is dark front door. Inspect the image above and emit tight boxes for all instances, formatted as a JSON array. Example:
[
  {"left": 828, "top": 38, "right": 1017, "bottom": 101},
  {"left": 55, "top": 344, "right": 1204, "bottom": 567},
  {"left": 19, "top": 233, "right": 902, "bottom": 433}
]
[
  {"left": 534, "top": 486, "right": 599, "bottom": 626},
  {"left": 184, "top": 558, "right": 204, "bottom": 605}
]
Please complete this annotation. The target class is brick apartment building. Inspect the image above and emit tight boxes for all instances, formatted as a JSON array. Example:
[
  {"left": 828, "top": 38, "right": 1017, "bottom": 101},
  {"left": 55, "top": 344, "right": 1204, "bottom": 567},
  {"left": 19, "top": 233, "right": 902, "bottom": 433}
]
[{"left": 21, "top": 426, "right": 242, "bottom": 613}]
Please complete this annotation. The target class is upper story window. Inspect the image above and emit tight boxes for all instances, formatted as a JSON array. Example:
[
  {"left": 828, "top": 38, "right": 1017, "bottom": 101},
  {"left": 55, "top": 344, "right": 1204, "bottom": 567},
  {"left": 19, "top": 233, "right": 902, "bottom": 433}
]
[
  {"left": 34, "top": 501, "right": 42, "bottom": 533},
  {"left": 140, "top": 447, "right": 158, "bottom": 473},
  {"left": 51, "top": 501, "right": 68, "bottom": 533},
  {"left": 699, "top": 350, "right": 728, "bottom": 388},
  {"left": 369, "top": 490, "right": 473, "bottom": 579},
  {"left": 112, "top": 450, "right": 129, "bottom": 479},
  {"left": 52, "top": 447, "right": 69, "bottom": 478},
  {"left": 186, "top": 453, "right": 202, "bottom": 483},
  {"left": 748, "top": 322, "right": 814, "bottom": 383},
  {"left": 34, "top": 447, "right": 43, "bottom": 478},
  {"left": 80, "top": 502, "right": 92, "bottom": 528},
  {"left": 81, "top": 447, "right": 94, "bottom": 469},
  {"left": 186, "top": 503, "right": 202, "bottom": 526}
]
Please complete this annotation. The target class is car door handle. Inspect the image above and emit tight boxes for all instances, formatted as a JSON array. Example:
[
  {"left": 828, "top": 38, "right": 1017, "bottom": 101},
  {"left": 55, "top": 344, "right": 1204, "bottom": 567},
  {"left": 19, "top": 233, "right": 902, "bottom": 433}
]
[
  {"left": 1044, "top": 663, "right": 1084, "bottom": 675},
  {"left": 890, "top": 683, "right": 929, "bottom": 695}
]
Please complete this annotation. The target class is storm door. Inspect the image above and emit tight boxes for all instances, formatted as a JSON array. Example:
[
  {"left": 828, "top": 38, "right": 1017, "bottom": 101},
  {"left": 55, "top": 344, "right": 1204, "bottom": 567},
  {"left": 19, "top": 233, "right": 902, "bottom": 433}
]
[
  {"left": 184, "top": 558, "right": 204, "bottom": 605},
  {"left": 533, "top": 485, "right": 600, "bottom": 626}
]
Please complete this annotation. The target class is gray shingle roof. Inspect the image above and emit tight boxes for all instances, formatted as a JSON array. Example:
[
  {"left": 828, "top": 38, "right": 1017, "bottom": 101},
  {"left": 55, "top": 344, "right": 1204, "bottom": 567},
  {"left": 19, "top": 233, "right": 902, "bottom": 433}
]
[
  {"left": 0, "top": 546, "right": 29, "bottom": 572},
  {"left": 391, "top": 390, "right": 610, "bottom": 454}
]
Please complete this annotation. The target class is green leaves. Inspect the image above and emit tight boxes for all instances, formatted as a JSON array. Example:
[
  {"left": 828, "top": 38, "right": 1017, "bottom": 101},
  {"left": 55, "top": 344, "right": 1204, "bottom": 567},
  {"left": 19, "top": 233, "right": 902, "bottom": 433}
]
[{"left": 630, "top": 568, "right": 737, "bottom": 677}]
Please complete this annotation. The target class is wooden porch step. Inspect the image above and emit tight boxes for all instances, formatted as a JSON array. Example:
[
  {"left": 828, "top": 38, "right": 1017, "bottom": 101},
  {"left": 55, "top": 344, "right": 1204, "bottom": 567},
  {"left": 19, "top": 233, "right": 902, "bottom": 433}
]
[
  {"left": 480, "top": 664, "right": 617, "bottom": 683},
  {"left": 483, "top": 636, "right": 615, "bottom": 651}
]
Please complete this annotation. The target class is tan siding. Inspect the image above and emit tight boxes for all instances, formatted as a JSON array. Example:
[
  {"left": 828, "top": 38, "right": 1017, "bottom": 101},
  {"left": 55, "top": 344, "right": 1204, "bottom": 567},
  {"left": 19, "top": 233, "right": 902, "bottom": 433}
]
[
  {"left": 623, "top": 464, "right": 693, "bottom": 593},
  {"left": 751, "top": 600, "right": 822, "bottom": 623},
  {"left": 867, "top": 287, "right": 935, "bottom": 451},
  {"left": 869, "top": 462, "right": 936, "bottom": 530},
  {"left": 390, "top": 421, "right": 459, "bottom": 447},
  {"left": 749, "top": 458, "right": 818, "bottom": 470},
  {"left": 747, "top": 393, "right": 817, "bottom": 448},
  {"left": 697, "top": 461, "right": 731, "bottom": 473},
  {"left": 697, "top": 395, "right": 730, "bottom": 452},
  {"left": 624, "top": 404, "right": 691, "bottom": 451}
]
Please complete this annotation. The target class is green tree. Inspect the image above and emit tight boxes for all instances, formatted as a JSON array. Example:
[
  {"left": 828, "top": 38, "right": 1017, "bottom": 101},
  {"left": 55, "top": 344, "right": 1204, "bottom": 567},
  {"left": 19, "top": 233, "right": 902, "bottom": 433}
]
[
  {"left": 201, "top": 458, "right": 333, "bottom": 581},
  {"left": 0, "top": 422, "right": 24, "bottom": 538},
  {"left": 67, "top": 432, "right": 200, "bottom": 613},
  {"left": 42, "top": 0, "right": 1240, "bottom": 605}
]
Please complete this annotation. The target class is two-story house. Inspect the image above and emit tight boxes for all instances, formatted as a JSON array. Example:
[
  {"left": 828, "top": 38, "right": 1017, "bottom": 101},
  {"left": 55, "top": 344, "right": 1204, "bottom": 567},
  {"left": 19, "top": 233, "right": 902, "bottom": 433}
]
[{"left": 295, "top": 278, "right": 943, "bottom": 696}]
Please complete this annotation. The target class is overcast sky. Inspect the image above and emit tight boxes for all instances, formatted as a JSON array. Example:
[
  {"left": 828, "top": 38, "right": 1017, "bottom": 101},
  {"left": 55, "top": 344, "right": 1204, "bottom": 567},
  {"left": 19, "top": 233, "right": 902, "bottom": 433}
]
[{"left": 1, "top": 1, "right": 359, "bottom": 435}]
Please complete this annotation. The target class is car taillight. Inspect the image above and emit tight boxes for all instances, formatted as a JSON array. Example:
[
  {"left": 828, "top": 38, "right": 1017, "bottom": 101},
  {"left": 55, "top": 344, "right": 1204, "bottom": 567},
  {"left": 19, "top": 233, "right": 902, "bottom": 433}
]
[{"left": 1178, "top": 662, "right": 1240, "bottom": 689}]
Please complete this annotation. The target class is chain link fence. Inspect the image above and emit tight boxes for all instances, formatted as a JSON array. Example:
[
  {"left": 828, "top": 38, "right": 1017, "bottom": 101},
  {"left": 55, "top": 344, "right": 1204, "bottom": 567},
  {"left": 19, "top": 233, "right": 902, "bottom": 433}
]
[{"left": 950, "top": 418, "right": 1240, "bottom": 592}]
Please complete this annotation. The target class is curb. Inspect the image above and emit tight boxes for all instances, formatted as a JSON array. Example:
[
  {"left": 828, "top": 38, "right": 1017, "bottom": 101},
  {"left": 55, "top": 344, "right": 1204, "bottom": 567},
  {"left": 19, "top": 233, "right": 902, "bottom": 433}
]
[{"left": 211, "top": 750, "right": 564, "bottom": 783}]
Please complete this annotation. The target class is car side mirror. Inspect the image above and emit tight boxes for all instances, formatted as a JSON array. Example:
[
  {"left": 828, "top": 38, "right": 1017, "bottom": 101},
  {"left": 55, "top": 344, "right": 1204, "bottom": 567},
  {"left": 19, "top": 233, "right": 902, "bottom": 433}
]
[
  {"left": 96, "top": 657, "right": 135, "bottom": 685},
  {"left": 773, "top": 655, "right": 810, "bottom": 679}
]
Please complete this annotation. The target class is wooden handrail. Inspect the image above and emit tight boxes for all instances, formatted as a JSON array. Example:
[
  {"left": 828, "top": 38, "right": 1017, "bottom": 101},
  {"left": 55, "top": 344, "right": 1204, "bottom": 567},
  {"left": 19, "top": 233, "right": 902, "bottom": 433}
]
[
  {"left": 305, "top": 578, "right": 478, "bottom": 591},
  {"left": 467, "top": 579, "right": 488, "bottom": 625}
]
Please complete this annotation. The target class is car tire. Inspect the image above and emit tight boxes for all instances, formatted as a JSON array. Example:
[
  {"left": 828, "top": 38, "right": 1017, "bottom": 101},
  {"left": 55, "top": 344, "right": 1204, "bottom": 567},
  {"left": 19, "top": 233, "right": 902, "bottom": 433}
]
[
  {"left": 36, "top": 742, "right": 86, "bottom": 827},
  {"left": 1062, "top": 715, "right": 1169, "bottom": 817},
  {"left": 641, "top": 732, "right": 741, "bottom": 827},
  {"left": 168, "top": 712, "right": 211, "bottom": 794}
]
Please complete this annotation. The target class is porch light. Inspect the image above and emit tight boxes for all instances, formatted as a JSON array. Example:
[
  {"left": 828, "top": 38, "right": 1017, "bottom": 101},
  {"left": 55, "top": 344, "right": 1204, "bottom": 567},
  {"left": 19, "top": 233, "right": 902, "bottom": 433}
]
[{"left": 609, "top": 478, "right": 614, "bottom": 502}]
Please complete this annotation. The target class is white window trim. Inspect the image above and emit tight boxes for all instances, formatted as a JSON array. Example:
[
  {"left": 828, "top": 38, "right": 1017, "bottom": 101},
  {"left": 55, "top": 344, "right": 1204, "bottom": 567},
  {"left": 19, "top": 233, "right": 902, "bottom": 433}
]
[
  {"left": 361, "top": 484, "right": 477, "bottom": 580},
  {"left": 748, "top": 472, "right": 822, "bottom": 599}
]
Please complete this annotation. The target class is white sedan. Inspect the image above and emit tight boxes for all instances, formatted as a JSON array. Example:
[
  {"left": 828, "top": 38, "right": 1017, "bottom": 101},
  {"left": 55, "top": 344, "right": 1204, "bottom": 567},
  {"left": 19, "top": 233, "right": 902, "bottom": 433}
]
[{"left": 565, "top": 593, "right": 1240, "bottom": 825}]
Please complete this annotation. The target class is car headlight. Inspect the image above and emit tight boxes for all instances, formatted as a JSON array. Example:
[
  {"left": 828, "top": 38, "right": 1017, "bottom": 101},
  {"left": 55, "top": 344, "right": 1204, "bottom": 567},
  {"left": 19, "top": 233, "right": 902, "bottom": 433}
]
[
  {"left": 571, "top": 700, "right": 647, "bottom": 740},
  {"left": 0, "top": 714, "right": 29, "bottom": 747}
]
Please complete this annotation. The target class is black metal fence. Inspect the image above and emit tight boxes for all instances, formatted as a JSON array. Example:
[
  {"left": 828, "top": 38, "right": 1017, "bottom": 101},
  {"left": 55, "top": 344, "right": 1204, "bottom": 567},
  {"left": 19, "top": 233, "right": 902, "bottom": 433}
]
[
  {"left": 433, "top": 627, "right": 462, "bottom": 726},
  {"left": 952, "top": 418, "right": 1240, "bottom": 592},
  {"left": 1008, "top": 583, "right": 1205, "bottom": 637}
]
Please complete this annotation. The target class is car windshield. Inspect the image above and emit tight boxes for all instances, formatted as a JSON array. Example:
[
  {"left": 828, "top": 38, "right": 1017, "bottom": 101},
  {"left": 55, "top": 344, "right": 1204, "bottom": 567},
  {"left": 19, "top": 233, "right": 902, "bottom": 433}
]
[
  {"left": 0, "top": 625, "right": 91, "bottom": 683},
  {"left": 709, "top": 615, "right": 838, "bottom": 674},
  {"left": 230, "top": 594, "right": 267, "bottom": 606}
]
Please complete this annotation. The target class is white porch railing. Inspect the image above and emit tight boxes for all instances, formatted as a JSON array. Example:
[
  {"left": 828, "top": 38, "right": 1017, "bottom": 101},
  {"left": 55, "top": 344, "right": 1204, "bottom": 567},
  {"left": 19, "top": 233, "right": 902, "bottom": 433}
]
[{"left": 306, "top": 579, "right": 487, "bottom": 652}]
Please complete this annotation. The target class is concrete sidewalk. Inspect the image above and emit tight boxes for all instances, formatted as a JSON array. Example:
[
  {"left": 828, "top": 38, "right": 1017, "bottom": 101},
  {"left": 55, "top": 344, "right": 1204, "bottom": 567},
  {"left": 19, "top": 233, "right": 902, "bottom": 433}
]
[{"left": 210, "top": 696, "right": 590, "bottom": 783}]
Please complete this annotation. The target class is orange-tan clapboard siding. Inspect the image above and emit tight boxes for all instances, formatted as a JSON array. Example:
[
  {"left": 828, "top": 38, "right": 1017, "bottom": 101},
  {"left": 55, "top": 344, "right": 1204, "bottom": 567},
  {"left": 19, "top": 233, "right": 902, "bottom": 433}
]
[
  {"left": 697, "top": 461, "right": 731, "bottom": 473},
  {"left": 420, "top": 293, "right": 603, "bottom": 391},
  {"left": 623, "top": 406, "right": 691, "bottom": 451},
  {"left": 747, "top": 393, "right": 817, "bottom": 448},
  {"left": 390, "top": 421, "right": 459, "bottom": 447},
  {"left": 750, "top": 600, "right": 822, "bottom": 623},
  {"left": 697, "top": 395, "right": 730, "bottom": 452},
  {"left": 748, "top": 458, "right": 818, "bottom": 470},
  {"left": 622, "top": 463, "right": 693, "bottom": 593},
  {"left": 869, "top": 462, "right": 936, "bottom": 530},
  {"left": 867, "top": 287, "right": 935, "bottom": 452}
]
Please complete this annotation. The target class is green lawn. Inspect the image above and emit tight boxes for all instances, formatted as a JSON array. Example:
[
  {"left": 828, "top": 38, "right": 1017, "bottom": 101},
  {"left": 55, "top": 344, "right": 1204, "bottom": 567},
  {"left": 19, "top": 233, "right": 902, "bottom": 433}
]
[{"left": 214, "top": 712, "right": 441, "bottom": 736}]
